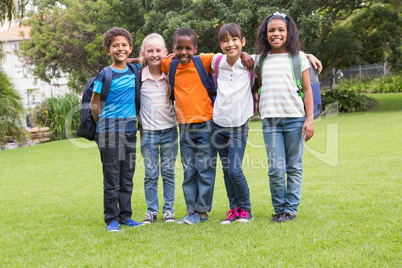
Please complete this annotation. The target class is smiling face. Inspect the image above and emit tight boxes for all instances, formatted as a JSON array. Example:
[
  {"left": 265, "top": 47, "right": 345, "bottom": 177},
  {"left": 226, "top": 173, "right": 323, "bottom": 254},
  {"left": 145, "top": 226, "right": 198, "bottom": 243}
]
[
  {"left": 106, "top": 35, "right": 133, "bottom": 68},
  {"left": 219, "top": 33, "right": 245, "bottom": 64},
  {"left": 141, "top": 38, "right": 167, "bottom": 69},
  {"left": 172, "top": 35, "right": 198, "bottom": 65},
  {"left": 266, "top": 18, "right": 288, "bottom": 53}
]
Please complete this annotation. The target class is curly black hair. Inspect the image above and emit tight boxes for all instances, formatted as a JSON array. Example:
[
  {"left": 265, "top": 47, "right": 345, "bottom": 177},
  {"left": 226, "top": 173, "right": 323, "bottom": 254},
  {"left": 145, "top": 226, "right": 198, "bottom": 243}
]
[
  {"left": 103, "top": 27, "right": 133, "bottom": 49},
  {"left": 172, "top": 27, "right": 198, "bottom": 46},
  {"left": 255, "top": 13, "right": 300, "bottom": 58}
]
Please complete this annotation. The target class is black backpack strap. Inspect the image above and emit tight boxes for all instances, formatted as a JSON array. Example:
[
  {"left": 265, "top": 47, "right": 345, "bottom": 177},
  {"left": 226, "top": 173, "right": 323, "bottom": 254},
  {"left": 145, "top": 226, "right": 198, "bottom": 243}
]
[
  {"left": 193, "top": 55, "right": 210, "bottom": 91},
  {"left": 99, "top": 66, "right": 112, "bottom": 109},
  {"left": 127, "top": 63, "right": 141, "bottom": 115},
  {"left": 169, "top": 59, "right": 179, "bottom": 100}
]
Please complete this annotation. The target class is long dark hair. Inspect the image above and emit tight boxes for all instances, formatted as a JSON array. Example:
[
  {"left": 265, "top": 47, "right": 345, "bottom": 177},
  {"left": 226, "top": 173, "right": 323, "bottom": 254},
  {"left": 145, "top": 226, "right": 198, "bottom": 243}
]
[{"left": 255, "top": 13, "right": 300, "bottom": 59}]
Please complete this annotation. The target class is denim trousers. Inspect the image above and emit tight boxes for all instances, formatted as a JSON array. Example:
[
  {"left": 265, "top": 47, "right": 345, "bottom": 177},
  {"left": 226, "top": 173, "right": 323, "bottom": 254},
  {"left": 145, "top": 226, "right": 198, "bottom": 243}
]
[
  {"left": 96, "top": 131, "right": 137, "bottom": 224},
  {"left": 140, "top": 126, "right": 178, "bottom": 215},
  {"left": 212, "top": 121, "right": 251, "bottom": 212},
  {"left": 178, "top": 120, "right": 217, "bottom": 214},
  {"left": 262, "top": 117, "right": 305, "bottom": 215}
]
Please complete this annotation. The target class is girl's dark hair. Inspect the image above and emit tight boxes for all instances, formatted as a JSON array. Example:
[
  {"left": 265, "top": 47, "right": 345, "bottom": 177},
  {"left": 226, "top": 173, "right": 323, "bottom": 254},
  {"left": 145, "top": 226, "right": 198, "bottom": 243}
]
[
  {"left": 172, "top": 27, "right": 198, "bottom": 46},
  {"left": 218, "top": 23, "right": 245, "bottom": 43},
  {"left": 255, "top": 13, "right": 300, "bottom": 58},
  {"left": 103, "top": 27, "right": 133, "bottom": 49}
]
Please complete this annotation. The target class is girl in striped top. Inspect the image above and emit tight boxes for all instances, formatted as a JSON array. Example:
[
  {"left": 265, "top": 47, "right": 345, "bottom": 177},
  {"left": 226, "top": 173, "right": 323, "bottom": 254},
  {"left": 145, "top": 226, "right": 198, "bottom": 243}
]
[{"left": 256, "top": 12, "right": 314, "bottom": 223}]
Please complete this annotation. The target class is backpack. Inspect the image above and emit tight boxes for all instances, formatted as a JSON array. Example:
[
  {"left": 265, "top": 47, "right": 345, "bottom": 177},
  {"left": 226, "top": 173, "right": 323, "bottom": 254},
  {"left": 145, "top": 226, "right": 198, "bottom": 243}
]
[
  {"left": 76, "top": 63, "right": 141, "bottom": 140},
  {"left": 168, "top": 55, "right": 217, "bottom": 105},
  {"left": 214, "top": 54, "right": 259, "bottom": 116},
  {"left": 258, "top": 52, "right": 322, "bottom": 119}
]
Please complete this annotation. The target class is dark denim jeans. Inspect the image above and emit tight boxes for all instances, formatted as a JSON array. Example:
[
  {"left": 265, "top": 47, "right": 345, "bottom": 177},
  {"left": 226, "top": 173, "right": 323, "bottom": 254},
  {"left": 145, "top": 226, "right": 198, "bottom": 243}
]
[
  {"left": 212, "top": 121, "right": 251, "bottom": 212},
  {"left": 96, "top": 131, "right": 137, "bottom": 224},
  {"left": 178, "top": 120, "right": 217, "bottom": 214},
  {"left": 140, "top": 126, "right": 178, "bottom": 214},
  {"left": 262, "top": 117, "right": 305, "bottom": 215}
]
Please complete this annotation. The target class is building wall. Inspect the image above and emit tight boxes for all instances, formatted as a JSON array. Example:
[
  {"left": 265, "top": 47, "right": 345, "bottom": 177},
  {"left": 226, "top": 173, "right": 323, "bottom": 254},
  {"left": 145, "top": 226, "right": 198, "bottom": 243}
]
[{"left": 1, "top": 23, "right": 70, "bottom": 109}]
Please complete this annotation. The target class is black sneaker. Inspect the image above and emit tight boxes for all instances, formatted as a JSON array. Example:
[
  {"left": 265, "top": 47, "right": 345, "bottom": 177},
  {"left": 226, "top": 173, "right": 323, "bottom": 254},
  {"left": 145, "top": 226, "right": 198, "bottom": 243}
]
[
  {"left": 271, "top": 212, "right": 285, "bottom": 222},
  {"left": 279, "top": 212, "right": 296, "bottom": 222},
  {"left": 142, "top": 212, "right": 157, "bottom": 224}
]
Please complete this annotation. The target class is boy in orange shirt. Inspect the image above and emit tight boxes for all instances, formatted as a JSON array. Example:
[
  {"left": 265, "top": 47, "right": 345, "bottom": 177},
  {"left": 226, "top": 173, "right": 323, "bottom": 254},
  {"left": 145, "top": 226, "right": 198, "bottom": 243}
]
[
  {"left": 161, "top": 28, "right": 215, "bottom": 224},
  {"left": 161, "top": 28, "right": 253, "bottom": 224}
]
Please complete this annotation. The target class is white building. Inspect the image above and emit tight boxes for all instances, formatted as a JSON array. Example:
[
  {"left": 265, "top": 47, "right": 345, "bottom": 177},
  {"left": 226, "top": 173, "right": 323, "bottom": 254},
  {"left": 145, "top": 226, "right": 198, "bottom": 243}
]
[{"left": 0, "top": 23, "right": 69, "bottom": 109}]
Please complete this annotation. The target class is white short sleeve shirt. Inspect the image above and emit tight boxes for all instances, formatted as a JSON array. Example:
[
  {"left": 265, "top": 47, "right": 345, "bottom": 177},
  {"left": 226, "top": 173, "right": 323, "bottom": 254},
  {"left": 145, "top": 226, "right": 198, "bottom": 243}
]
[{"left": 211, "top": 54, "right": 257, "bottom": 127}]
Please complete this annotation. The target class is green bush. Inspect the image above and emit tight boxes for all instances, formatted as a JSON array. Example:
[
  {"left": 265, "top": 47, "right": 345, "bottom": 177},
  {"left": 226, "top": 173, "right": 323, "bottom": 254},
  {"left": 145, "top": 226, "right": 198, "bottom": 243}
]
[
  {"left": 338, "top": 72, "right": 402, "bottom": 93},
  {"left": 33, "top": 93, "right": 80, "bottom": 140},
  {"left": 321, "top": 89, "right": 378, "bottom": 113}
]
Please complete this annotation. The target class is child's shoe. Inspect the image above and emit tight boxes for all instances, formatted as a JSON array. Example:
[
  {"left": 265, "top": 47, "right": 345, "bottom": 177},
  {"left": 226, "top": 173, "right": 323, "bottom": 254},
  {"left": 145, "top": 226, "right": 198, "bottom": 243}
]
[
  {"left": 163, "top": 211, "right": 176, "bottom": 223},
  {"left": 177, "top": 214, "right": 191, "bottom": 224},
  {"left": 278, "top": 212, "right": 296, "bottom": 222},
  {"left": 237, "top": 207, "right": 253, "bottom": 223},
  {"left": 271, "top": 212, "right": 285, "bottom": 222},
  {"left": 142, "top": 211, "right": 157, "bottom": 224},
  {"left": 107, "top": 221, "right": 119, "bottom": 232},
  {"left": 123, "top": 219, "right": 143, "bottom": 227},
  {"left": 184, "top": 213, "right": 208, "bottom": 225},
  {"left": 221, "top": 208, "right": 240, "bottom": 225}
]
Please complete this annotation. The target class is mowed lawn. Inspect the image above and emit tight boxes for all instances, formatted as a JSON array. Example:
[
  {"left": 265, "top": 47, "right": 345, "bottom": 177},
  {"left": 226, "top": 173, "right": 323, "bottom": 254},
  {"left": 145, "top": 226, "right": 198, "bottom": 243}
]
[{"left": 0, "top": 93, "right": 401, "bottom": 267}]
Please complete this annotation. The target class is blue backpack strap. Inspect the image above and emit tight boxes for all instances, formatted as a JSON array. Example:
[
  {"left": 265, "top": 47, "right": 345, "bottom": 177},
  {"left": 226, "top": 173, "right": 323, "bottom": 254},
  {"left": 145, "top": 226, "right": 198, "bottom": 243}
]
[
  {"left": 99, "top": 66, "right": 112, "bottom": 109},
  {"left": 127, "top": 63, "right": 141, "bottom": 116},
  {"left": 193, "top": 55, "right": 210, "bottom": 91},
  {"left": 169, "top": 59, "right": 179, "bottom": 100}
]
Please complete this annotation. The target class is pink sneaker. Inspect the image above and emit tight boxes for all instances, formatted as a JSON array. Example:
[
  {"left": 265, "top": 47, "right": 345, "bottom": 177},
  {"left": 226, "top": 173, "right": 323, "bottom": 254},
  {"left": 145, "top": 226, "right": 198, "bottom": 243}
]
[
  {"left": 237, "top": 207, "right": 253, "bottom": 223},
  {"left": 221, "top": 208, "right": 240, "bottom": 225}
]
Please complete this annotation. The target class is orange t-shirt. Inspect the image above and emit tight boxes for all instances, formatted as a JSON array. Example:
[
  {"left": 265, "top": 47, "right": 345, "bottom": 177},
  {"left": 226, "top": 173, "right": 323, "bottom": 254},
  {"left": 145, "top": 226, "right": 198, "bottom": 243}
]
[{"left": 161, "top": 53, "right": 215, "bottom": 124}]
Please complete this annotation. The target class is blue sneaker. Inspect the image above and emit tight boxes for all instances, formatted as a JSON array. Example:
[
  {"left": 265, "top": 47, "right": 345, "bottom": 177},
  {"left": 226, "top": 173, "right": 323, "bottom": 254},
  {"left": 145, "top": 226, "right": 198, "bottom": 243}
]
[
  {"left": 123, "top": 219, "right": 143, "bottom": 227},
  {"left": 107, "top": 221, "right": 119, "bottom": 232},
  {"left": 177, "top": 214, "right": 191, "bottom": 224},
  {"left": 184, "top": 213, "right": 208, "bottom": 225}
]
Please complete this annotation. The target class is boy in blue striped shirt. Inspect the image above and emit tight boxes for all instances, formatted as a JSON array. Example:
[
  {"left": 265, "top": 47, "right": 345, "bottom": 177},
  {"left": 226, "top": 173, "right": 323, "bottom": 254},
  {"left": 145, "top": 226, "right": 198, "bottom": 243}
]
[{"left": 90, "top": 27, "right": 142, "bottom": 231}]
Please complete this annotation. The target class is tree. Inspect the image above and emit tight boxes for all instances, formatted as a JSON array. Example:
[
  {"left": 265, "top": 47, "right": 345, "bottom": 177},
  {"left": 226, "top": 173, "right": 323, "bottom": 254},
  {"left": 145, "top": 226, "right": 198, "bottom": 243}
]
[
  {"left": 0, "top": 0, "right": 29, "bottom": 23},
  {"left": 19, "top": 0, "right": 400, "bottom": 89},
  {"left": 0, "top": 69, "right": 24, "bottom": 142},
  {"left": 19, "top": 0, "right": 146, "bottom": 93}
]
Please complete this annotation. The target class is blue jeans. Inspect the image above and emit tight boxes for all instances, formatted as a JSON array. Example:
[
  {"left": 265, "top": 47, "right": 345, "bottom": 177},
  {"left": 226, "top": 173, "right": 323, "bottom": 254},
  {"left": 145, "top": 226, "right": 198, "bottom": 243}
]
[
  {"left": 212, "top": 121, "right": 251, "bottom": 212},
  {"left": 95, "top": 131, "right": 137, "bottom": 224},
  {"left": 262, "top": 117, "right": 305, "bottom": 215},
  {"left": 178, "top": 120, "right": 217, "bottom": 214},
  {"left": 140, "top": 127, "right": 178, "bottom": 214}
]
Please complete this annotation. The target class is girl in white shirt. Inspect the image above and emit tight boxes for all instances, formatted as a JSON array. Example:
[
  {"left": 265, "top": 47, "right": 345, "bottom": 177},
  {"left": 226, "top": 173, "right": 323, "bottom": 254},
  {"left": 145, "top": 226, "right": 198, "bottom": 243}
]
[
  {"left": 256, "top": 12, "right": 314, "bottom": 223},
  {"left": 139, "top": 33, "right": 178, "bottom": 224},
  {"left": 211, "top": 23, "right": 256, "bottom": 224}
]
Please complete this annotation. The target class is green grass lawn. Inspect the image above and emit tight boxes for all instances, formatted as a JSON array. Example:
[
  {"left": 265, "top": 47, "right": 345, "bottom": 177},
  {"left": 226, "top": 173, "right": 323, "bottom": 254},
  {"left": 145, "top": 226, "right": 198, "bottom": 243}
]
[{"left": 1, "top": 94, "right": 401, "bottom": 267}]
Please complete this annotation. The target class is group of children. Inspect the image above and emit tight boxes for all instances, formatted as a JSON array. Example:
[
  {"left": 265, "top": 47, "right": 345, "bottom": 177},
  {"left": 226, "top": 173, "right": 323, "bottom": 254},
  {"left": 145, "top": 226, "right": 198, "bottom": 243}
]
[{"left": 90, "top": 12, "right": 320, "bottom": 231}]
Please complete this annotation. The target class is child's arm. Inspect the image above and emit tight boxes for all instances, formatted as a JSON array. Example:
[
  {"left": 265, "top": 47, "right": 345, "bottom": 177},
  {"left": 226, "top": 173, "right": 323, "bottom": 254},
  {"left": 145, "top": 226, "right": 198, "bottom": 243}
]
[
  {"left": 240, "top": 52, "right": 255, "bottom": 71},
  {"left": 90, "top": 92, "right": 101, "bottom": 123},
  {"left": 301, "top": 69, "right": 314, "bottom": 142},
  {"left": 306, "top": 54, "right": 322, "bottom": 74}
]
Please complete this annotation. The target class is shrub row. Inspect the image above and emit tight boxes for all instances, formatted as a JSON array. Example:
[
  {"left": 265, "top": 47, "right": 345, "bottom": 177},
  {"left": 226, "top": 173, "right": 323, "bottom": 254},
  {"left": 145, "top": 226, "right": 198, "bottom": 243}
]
[{"left": 337, "top": 72, "right": 402, "bottom": 93}]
